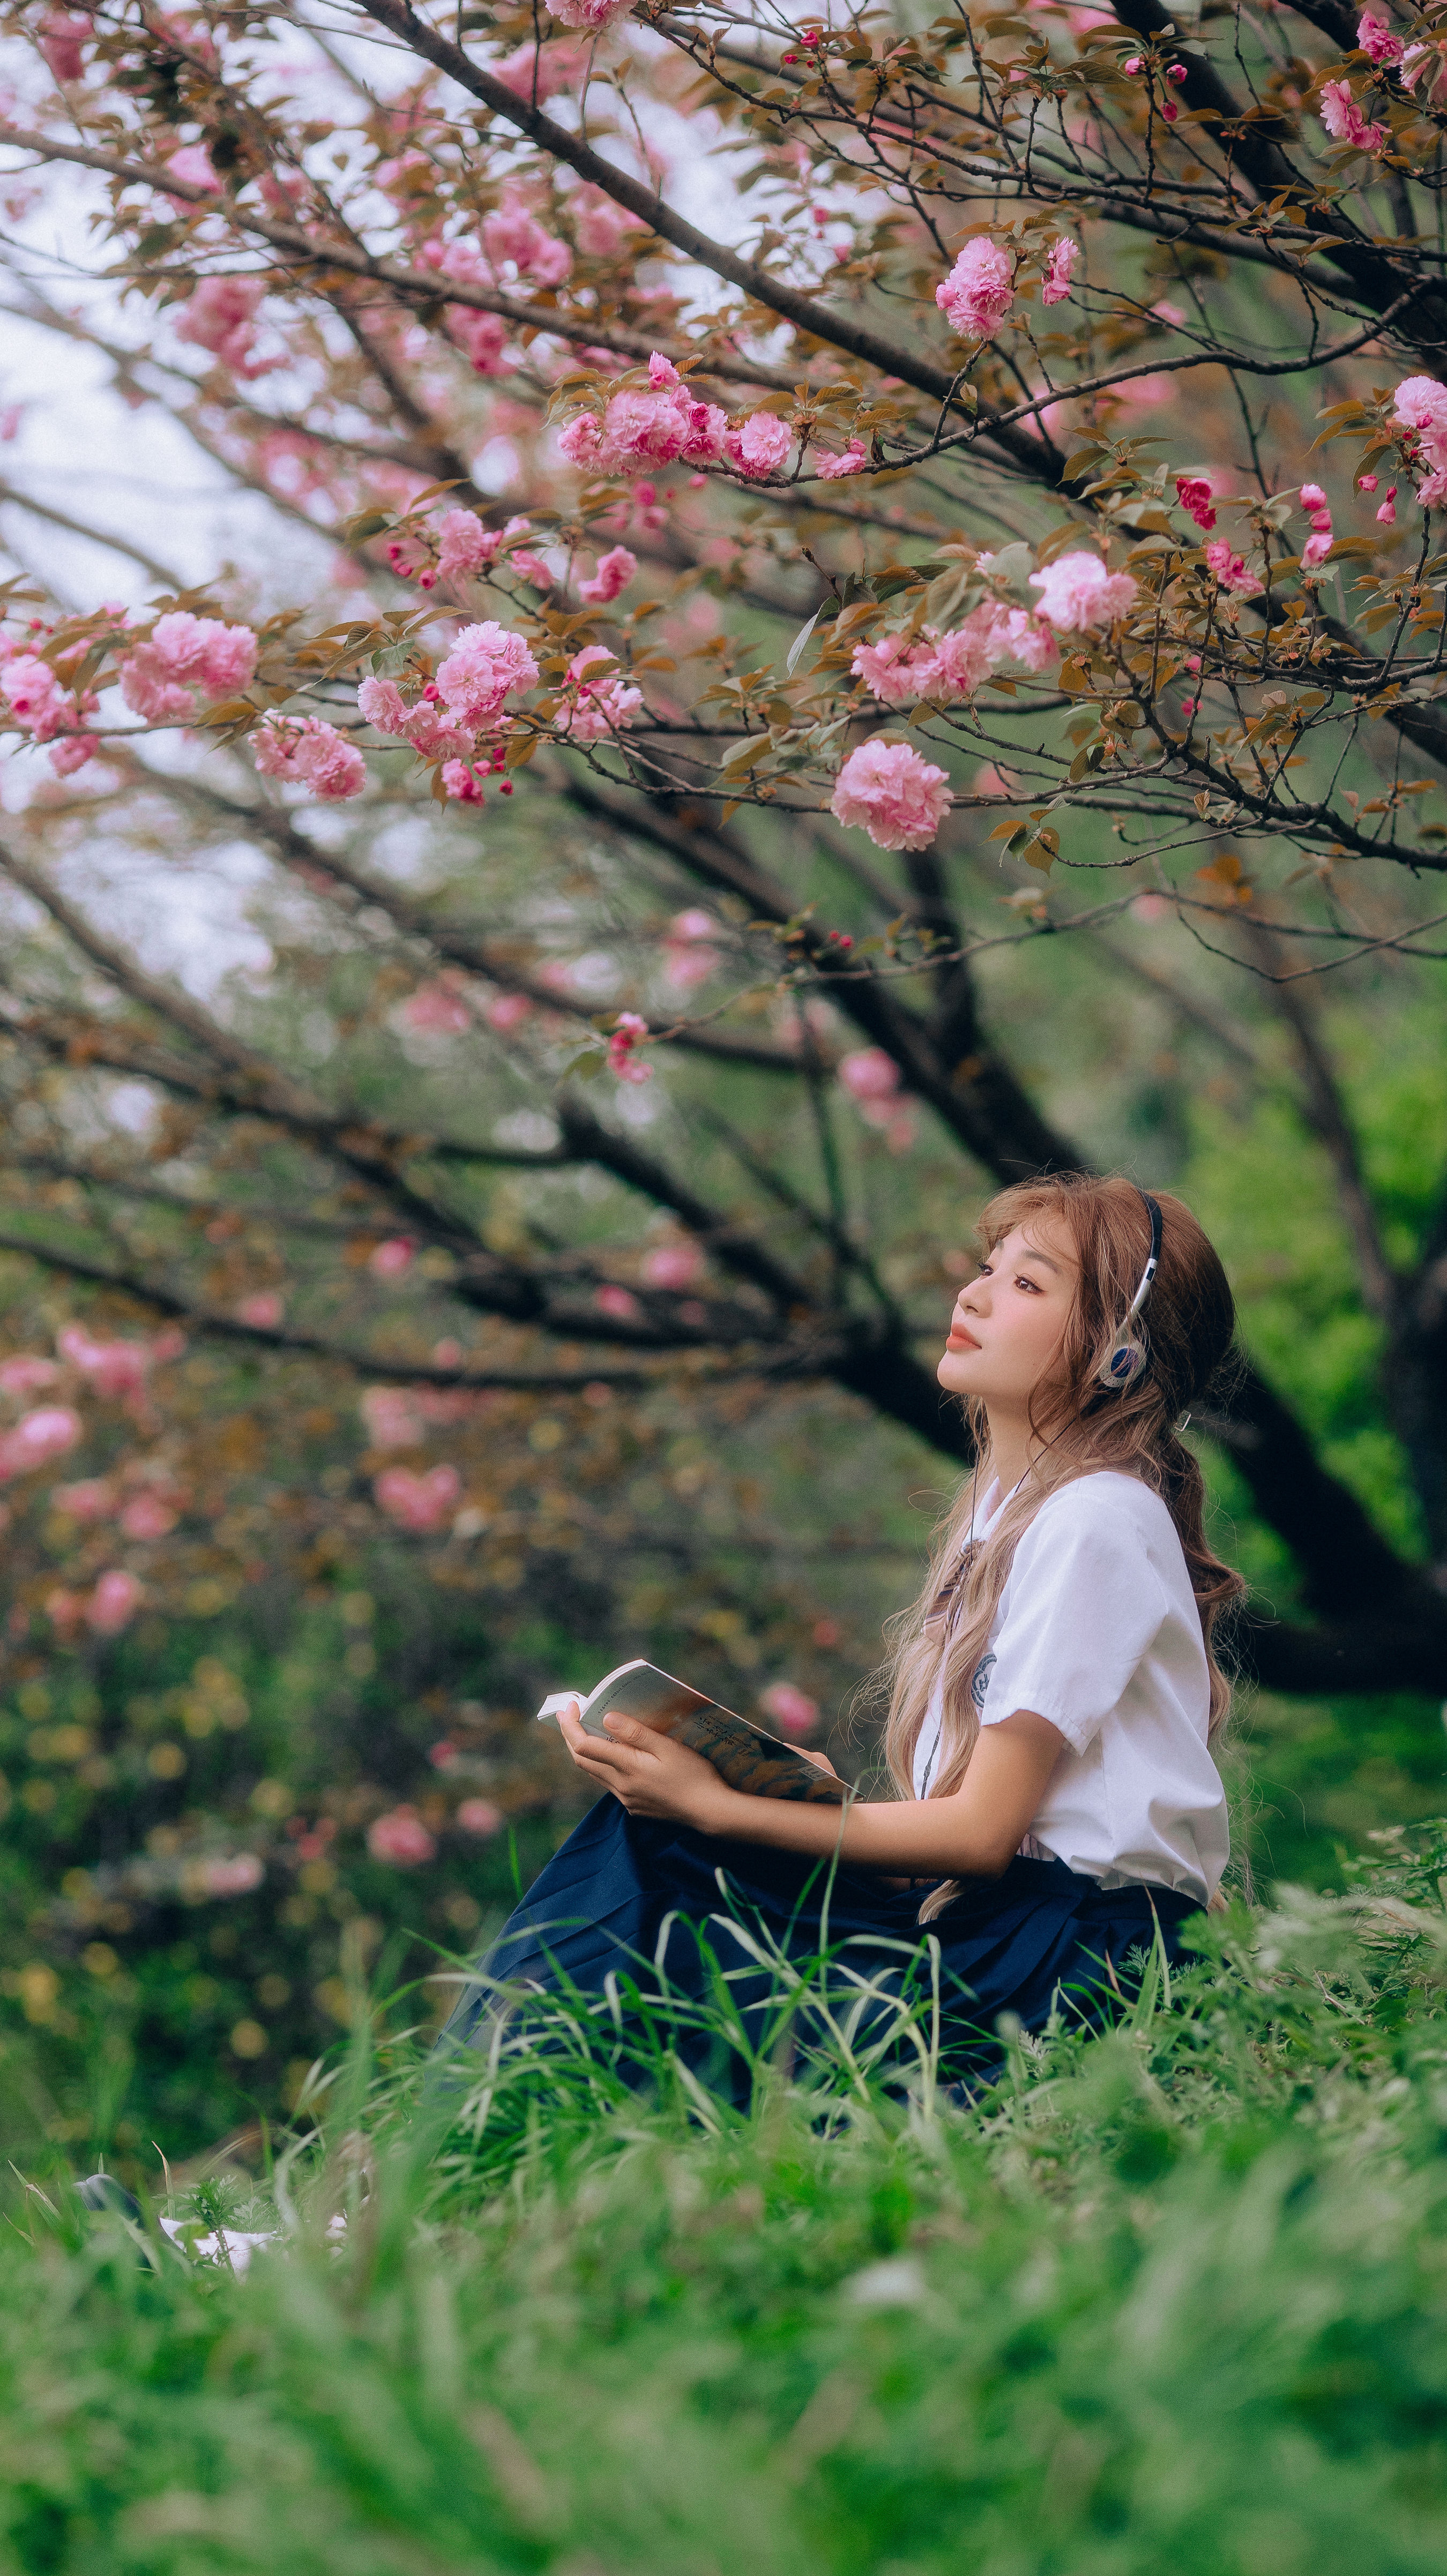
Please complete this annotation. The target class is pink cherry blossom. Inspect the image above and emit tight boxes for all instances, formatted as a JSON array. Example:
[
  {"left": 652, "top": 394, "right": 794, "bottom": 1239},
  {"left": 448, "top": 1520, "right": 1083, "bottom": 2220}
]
[
  {"left": 570, "top": 184, "right": 645, "bottom": 256},
  {"left": 571, "top": 374, "right": 730, "bottom": 478},
  {"left": 1359, "top": 473, "right": 1379, "bottom": 493},
  {"left": 435, "top": 621, "right": 539, "bottom": 726},
  {"left": 726, "top": 413, "right": 793, "bottom": 478},
  {"left": 2, "top": 654, "right": 73, "bottom": 739},
  {"left": 608, "top": 1012, "right": 651, "bottom": 1083},
  {"left": 758, "top": 1680, "right": 818, "bottom": 1736},
  {"left": 0, "top": 1405, "right": 83, "bottom": 1478},
  {"left": 486, "top": 991, "right": 532, "bottom": 1031},
  {"left": 200, "top": 1853, "right": 265, "bottom": 1896},
  {"left": 53, "top": 1478, "right": 115, "bottom": 1522},
  {"left": 1203, "top": 541, "right": 1265, "bottom": 598},
  {"left": 367, "top": 1804, "right": 438, "bottom": 1864},
  {"left": 449, "top": 310, "right": 510, "bottom": 376},
  {"left": 815, "top": 439, "right": 867, "bottom": 480},
  {"left": 936, "top": 237, "right": 1016, "bottom": 339},
  {"left": 369, "top": 1238, "right": 414, "bottom": 1279},
  {"left": 249, "top": 716, "right": 367, "bottom": 799},
  {"left": 1175, "top": 474, "right": 1217, "bottom": 531},
  {"left": 57, "top": 1325, "right": 151, "bottom": 1397},
  {"left": 1392, "top": 374, "right": 1447, "bottom": 501},
  {"left": 1357, "top": 10, "right": 1404, "bottom": 64},
  {"left": 482, "top": 191, "right": 572, "bottom": 286},
  {"left": 851, "top": 633, "right": 944, "bottom": 706},
  {"left": 175, "top": 276, "right": 281, "bottom": 379},
  {"left": 1028, "top": 551, "right": 1138, "bottom": 632},
  {"left": 1392, "top": 375, "right": 1447, "bottom": 436},
  {"left": 838, "top": 1048, "right": 900, "bottom": 1104},
  {"left": 1377, "top": 486, "right": 1398, "bottom": 523},
  {"left": 374, "top": 1463, "right": 462, "bottom": 1531},
  {"left": 558, "top": 645, "right": 643, "bottom": 741},
  {"left": 121, "top": 1492, "right": 178, "bottom": 1540},
  {"left": 437, "top": 508, "right": 505, "bottom": 582},
  {"left": 165, "top": 144, "right": 219, "bottom": 194},
  {"left": 557, "top": 413, "right": 606, "bottom": 471},
  {"left": 1318, "top": 78, "right": 1386, "bottom": 149},
  {"left": 442, "top": 759, "right": 486, "bottom": 802},
  {"left": 49, "top": 734, "right": 98, "bottom": 777},
  {"left": 0, "top": 1356, "right": 59, "bottom": 1395},
  {"left": 595, "top": 1283, "right": 642, "bottom": 1319},
  {"left": 1041, "top": 237, "right": 1079, "bottom": 306},
  {"left": 87, "top": 1569, "right": 144, "bottom": 1636},
  {"left": 988, "top": 606, "right": 1057, "bottom": 672},
  {"left": 357, "top": 676, "right": 411, "bottom": 736},
  {"left": 931, "top": 609, "right": 1012, "bottom": 698},
  {"left": 542, "top": 0, "right": 635, "bottom": 28},
  {"left": 578, "top": 544, "right": 637, "bottom": 603},
  {"left": 401, "top": 979, "right": 472, "bottom": 1035},
  {"left": 662, "top": 908, "right": 721, "bottom": 990},
  {"left": 236, "top": 1292, "right": 285, "bottom": 1329},
  {"left": 493, "top": 39, "right": 591, "bottom": 100},
  {"left": 1299, "top": 484, "right": 1334, "bottom": 570},
  {"left": 38, "top": 10, "right": 89, "bottom": 80},
  {"left": 830, "top": 739, "right": 953, "bottom": 852},
  {"left": 641, "top": 1241, "right": 703, "bottom": 1288},
  {"left": 360, "top": 1386, "right": 426, "bottom": 1449},
  {"left": 457, "top": 1798, "right": 504, "bottom": 1836},
  {"left": 356, "top": 678, "right": 475, "bottom": 766},
  {"left": 120, "top": 611, "right": 258, "bottom": 722}
]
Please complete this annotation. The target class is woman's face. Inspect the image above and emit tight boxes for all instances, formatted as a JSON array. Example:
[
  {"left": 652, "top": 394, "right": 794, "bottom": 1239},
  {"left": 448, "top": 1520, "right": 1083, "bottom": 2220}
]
[{"left": 937, "top": 1219, "right": 1080, "bottom": 1410}]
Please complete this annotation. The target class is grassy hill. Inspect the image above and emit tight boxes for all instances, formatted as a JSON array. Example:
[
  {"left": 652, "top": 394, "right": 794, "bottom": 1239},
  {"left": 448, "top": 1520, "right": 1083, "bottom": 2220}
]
[{"left": 8, "top": 1824, "right": 1447, "bottom": 2576}]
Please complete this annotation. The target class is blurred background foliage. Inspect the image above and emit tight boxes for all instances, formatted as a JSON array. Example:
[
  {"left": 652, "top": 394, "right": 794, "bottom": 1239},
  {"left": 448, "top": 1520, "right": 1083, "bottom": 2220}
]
[{"left": 0, "top": 772, "right": 1442, "bottom": 2174}]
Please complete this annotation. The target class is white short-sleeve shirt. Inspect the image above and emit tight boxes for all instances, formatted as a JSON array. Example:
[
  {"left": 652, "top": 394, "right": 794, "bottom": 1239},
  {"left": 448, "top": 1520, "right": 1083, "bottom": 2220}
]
[{"left": 912, "top": 1470, "right": 1228, "bottom": 1904}]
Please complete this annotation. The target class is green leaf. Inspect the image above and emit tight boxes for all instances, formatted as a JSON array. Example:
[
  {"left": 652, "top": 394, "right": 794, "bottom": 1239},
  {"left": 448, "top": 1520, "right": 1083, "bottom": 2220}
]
[
  {"left": 717, "top": 734, "right": 770, "bottom": 773},
  {"left": 785, "top": 606, "right": 823, "bottom": 677}
]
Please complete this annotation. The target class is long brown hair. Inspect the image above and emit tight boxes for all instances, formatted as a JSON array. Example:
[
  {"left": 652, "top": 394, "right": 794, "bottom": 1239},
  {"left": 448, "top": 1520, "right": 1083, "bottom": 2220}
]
[{"left": 883, "top": 1176, "right": 1243, "bottom": 1917}]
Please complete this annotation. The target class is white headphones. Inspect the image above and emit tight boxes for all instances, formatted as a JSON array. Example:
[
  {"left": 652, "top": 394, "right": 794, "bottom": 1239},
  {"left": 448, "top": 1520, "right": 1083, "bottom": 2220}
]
[{"left": 1095, "top": 1190, "right": 1162, "bottom": 1392}]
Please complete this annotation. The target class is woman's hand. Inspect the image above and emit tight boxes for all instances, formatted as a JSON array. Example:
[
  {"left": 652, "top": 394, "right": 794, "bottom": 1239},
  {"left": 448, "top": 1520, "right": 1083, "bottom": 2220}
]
[{"left": 557, "top": 1704, "right": 740, "bottom": 1833}]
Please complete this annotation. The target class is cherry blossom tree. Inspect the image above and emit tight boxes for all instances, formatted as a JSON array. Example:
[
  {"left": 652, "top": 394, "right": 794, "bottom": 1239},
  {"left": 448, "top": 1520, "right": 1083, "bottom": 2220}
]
[{"left": 0, "top": 0, "right": 1444, "bottom": 1699}]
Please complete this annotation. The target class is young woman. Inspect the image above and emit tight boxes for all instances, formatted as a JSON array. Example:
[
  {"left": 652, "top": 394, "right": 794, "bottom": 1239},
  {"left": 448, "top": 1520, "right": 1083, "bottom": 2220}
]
[{"left": 441, "top": 1173, "right": 1243, "bottom": 2082}]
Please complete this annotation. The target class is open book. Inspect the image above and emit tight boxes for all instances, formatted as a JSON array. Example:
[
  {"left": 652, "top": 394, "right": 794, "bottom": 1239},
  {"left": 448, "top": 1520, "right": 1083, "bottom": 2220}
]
[{"left": 536, "top": 1660, "right": 847, "bottom": 1805}]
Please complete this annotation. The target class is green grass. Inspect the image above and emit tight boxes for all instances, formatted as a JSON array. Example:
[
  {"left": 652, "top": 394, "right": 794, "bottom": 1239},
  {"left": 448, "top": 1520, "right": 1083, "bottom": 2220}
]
[{"left": 10, "top": 1829, "right": 1447, "bottom": 2576}]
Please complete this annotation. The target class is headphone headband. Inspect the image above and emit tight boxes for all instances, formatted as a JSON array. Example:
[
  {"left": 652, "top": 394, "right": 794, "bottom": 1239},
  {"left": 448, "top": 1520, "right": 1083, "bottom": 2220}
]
[{"left": 1097, "top": 1190, "right": 1162, "bottom": 1392}]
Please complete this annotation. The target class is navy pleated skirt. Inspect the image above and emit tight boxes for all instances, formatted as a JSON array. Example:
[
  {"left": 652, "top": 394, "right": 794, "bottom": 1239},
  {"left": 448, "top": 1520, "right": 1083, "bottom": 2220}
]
[{"left": 437, "top": 1792, "right": 1201, "bottom": 2093}]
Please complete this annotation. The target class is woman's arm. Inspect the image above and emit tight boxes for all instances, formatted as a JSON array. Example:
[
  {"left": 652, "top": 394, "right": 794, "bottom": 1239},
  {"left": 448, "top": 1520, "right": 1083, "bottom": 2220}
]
[{"left": 556, "top": 1705, "right": 1065, "bottom": 1880}]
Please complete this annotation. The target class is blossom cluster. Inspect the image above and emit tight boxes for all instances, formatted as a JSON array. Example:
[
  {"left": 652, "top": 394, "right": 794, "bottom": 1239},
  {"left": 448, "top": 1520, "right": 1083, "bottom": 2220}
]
[
  {"left": 935, "top": 233, "right": 1078, "bottom": 341},
  {"left": 175, "top": 276, "right": 282, "bottom": 380},
  {"left": 1391, "top": 373, "right": 1447, "bottom": 507},
  {"left": 1299, "top": 483, "right": 1336, "bottom": 573},
  {"left": 558, "top": 354, "right": 793, "bottom": 481},
  {"left": 0, "top": 632, "right": 97, "bottom": 774},
  {"left": 849, "top": 603, "right": 1055, "bottom": 709},
  {"left": 357, "top": 616, "right": 543, "bottom": 798}
]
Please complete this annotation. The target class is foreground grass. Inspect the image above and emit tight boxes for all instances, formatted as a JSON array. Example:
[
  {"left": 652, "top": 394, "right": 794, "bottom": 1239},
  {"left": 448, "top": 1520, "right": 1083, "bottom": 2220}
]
[{"left": 9, "top": 1830, "right": 1447, "bottom": 2576}]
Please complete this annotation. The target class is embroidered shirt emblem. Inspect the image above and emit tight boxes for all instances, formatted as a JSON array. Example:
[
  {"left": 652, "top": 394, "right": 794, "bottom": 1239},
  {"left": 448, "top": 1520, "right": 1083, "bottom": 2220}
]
[{"left": 970, "top": 1651, "right": 996, "bottom": 1711}]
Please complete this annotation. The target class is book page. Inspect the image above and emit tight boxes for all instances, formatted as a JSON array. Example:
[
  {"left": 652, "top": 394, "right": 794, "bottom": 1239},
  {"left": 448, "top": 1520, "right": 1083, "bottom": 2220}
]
[{"left": 537, "top": 1662, "right": 846, "bottom": 1806}]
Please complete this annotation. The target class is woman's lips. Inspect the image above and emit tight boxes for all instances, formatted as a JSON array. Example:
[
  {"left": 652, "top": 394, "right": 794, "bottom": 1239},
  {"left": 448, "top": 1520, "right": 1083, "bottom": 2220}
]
[{"left": 945, "top": 1324, "right": 981, "bottom": 1352}]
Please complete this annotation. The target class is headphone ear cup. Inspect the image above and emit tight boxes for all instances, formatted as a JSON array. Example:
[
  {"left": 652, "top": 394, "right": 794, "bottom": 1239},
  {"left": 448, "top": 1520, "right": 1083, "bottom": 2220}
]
[{"left": 1097, "top": 1335, "right": 1147, "bottom": 1392}]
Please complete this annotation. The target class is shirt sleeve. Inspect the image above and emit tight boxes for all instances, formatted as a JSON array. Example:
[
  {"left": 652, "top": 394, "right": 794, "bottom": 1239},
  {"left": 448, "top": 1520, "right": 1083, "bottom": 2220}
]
[{"left": 975, "top": 1487, "right": 1169, "bottom": 1755}]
